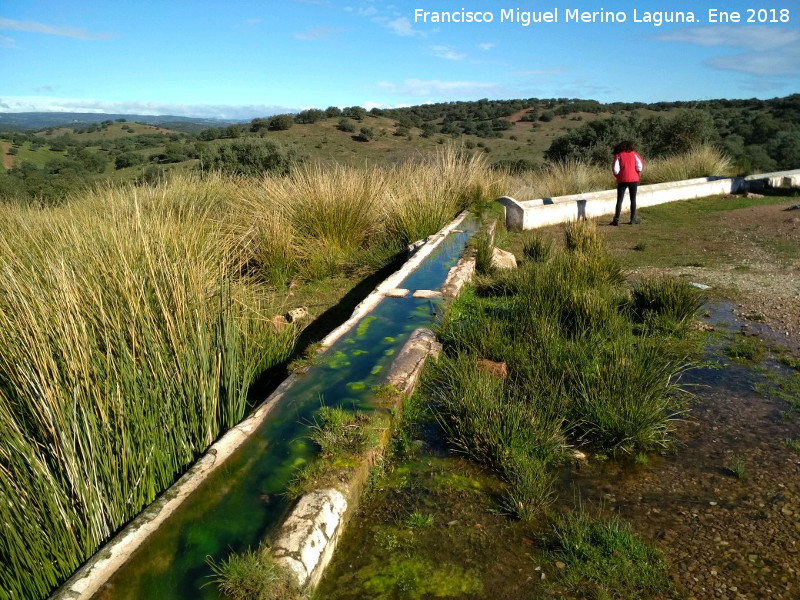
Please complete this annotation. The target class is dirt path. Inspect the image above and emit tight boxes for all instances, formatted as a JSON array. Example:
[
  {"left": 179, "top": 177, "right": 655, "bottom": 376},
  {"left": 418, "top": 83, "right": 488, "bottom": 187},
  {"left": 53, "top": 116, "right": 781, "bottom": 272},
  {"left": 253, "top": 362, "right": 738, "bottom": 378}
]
[
  {"left": 1, "top": 142, "right": 12, "bottom": 170},
  {"left": 508, "top": 107, "right": 534, "bottom": 124}
]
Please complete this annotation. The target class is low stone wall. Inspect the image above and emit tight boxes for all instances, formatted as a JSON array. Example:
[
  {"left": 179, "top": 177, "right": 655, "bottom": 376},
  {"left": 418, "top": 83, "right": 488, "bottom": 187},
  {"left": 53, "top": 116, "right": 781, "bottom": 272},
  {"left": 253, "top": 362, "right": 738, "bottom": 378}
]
[{"left": 497, "top": 169, "right": 800, "bottom": 231}]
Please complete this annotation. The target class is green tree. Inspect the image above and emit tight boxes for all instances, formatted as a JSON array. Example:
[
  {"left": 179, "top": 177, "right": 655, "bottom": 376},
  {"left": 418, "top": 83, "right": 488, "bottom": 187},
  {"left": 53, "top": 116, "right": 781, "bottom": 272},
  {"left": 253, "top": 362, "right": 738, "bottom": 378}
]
[
  {"left": 268, "top": 114, "right": 295, "bottom": 131},
  {"left": 295, "top": 109, "right": 325, "bottom": 124},
  {"left": 204, "top": 139, "right": 302, "bottom": 176}
]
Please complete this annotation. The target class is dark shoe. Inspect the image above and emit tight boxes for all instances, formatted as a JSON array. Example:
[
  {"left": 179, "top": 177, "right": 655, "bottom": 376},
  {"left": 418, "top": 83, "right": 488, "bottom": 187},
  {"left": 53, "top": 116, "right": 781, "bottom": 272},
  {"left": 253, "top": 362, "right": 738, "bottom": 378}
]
[
  {"left": 630, "top": 217, "right": 641, "bottom": 225},
  {"left": 609, "top": 219, "right": 619, "bottom": 226}
]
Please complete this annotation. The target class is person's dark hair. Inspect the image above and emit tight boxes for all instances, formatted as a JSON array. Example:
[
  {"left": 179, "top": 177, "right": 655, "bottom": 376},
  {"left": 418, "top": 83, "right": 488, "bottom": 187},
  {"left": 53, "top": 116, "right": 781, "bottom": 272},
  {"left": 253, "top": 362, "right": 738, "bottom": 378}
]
[{"left": 613, "top": 140, "right": 634, "bottom": 154}]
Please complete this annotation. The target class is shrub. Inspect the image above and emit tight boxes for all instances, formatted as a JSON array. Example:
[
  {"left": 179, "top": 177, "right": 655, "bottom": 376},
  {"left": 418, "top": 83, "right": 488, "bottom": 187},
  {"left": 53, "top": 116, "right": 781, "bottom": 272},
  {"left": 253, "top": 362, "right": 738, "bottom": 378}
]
[{"left": 337, "top": 118, "right": 356, "bottom": 133}]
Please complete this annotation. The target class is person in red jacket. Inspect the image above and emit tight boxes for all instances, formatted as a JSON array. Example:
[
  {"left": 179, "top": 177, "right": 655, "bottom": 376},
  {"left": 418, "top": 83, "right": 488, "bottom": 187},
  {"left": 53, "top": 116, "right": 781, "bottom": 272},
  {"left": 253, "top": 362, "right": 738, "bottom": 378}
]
[{"left": 610, "top": 141, "right": 643, "bottom": 225}]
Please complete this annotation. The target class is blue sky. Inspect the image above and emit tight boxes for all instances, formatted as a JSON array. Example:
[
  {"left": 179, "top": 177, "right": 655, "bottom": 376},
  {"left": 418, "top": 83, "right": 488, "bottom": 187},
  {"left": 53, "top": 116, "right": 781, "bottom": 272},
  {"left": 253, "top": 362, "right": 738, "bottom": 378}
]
[{"left": 1, "top": 0, "right": 799, "bottom": 119}]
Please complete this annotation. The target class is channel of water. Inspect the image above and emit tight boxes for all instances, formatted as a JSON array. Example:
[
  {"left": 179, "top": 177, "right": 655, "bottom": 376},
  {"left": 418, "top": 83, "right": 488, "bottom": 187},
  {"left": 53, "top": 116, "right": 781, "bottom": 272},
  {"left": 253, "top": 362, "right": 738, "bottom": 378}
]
[{"left": 89, "top": 218, "right": 478, "bottom": 599}]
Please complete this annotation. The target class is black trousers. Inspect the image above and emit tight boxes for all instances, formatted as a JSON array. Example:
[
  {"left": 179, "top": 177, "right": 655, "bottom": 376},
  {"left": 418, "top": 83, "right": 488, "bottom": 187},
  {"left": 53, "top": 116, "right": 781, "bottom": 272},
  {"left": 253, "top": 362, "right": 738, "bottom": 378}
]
[{"left": 614, "top": 182, "right": 638, "bottom": 222}]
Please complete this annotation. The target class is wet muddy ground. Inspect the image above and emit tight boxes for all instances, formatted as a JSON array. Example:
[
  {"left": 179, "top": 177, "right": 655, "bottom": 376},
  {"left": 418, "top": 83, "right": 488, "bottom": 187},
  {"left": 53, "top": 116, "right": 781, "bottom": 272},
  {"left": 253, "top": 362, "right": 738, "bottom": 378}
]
[{"left": 317, "top": 301, "right": 800, "bottom": 599}]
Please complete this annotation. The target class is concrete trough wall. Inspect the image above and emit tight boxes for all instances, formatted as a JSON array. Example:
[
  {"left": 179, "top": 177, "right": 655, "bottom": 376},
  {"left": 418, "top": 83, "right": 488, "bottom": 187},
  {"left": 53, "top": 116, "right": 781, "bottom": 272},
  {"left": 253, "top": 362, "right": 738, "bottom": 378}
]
[{"left": 498, "top": 169, "right": 800, "bottom": 231}]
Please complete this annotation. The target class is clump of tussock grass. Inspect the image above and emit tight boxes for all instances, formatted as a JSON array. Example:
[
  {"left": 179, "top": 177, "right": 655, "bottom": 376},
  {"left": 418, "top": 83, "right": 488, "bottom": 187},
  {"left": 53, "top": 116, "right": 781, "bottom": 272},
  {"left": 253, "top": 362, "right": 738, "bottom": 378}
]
[
  {"left": 508, "top": 158, "right": 613, "bottom": 201},
  {"left": 472, "top": 230, "right": 495, "bottom": 276},
  {"left": 641, "top": 144, "right": 734, "bottom": 184},
  {"left": 629, "top": 277, "right": 706, "bottom": 337},
  {"left": 385, "top": 146, "right": 504, "bottom": 245},
  {"left": 569, "top": 342, "right": 691, "bottom": 451},
  {"left": 521, "top": 232, "right": 553, "bottom": 263},
  {"left": 206, "top": 545, "right": 299, "bottom": 600},
  {"left": 564, "top": 219, "right": 602, "bottom": 255}
]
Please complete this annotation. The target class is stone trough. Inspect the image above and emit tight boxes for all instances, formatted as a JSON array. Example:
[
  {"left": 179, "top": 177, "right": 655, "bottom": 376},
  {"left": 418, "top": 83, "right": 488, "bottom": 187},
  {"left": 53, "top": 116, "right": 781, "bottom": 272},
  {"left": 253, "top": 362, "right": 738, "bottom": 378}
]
[{"left": 497, "top": 169, "right": 800, "bottom": 231}]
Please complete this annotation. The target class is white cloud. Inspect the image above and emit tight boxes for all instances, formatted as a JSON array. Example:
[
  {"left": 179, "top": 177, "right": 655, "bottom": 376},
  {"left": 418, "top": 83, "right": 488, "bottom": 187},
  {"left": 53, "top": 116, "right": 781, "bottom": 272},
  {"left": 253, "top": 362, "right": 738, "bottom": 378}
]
[
  {"left": 431, "top": 45, "right": 465, "bottom": 60},
  {"left": 707, "top": 48, "right": 800, "bottom": 76},
  {"left": 294, "top": 27, "right": 339, "bottom": 41},
  {"left": 0, "top": 17, "right": 115, "bottom": 40},
  {"left": 656, "top": 25, "right": 800, "bottom": 50},
  {"left": 386, "top": 17, "right": 424, "bottom": 37},
  {"left": 477, "top": 42, "right": 495, "bottom": 51},
  {"left": 376, "top": 79, "right": 500, "bottom": 97},
  {"left": 513, "top": 67, "right": 566, "bottom": 77},
  {"left": 0, "top": 96, "right": 297, "bottom": 119},
  {"left": 0, "top": 34, "right": 15, "bottom": 48},
  {"left": 656, "top": 25, "right": 800, "bottom": 76}
]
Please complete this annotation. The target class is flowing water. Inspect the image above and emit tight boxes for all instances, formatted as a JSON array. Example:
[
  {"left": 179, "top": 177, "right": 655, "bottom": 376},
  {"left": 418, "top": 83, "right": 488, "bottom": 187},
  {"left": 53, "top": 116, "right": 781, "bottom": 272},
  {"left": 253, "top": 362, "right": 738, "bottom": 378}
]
[{"left": 92, "top": 220, "right": 478, "bottom": 599}]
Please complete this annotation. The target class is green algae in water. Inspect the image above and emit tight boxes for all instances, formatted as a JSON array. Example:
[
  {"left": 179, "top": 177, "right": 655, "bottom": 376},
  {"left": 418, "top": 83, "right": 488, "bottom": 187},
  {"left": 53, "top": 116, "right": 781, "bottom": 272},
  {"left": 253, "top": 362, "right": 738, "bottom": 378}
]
[
  {"left": 351, "top": 349, "right": 368, "bottom": 356},
  {"left": 343, "top": 337, "right": 355, "bottom": 344},
  {"left": 370, "top": 365, "right": 382, "bottom": 376},
  {"left": 328, "top": 350, "right": 351, "bottom": 369},
  {"left": 384, "top": 349, "right": 395, "bottom": 356},
  {"left": 356, "top": 316, "right": 377, "bottom": 337},
  {"left": 434, "top": 472, "right": 483, "bottom": 493},
  {"left": 348, "top": 382, "right": 366, "bottom": 391},
  {"left": 360, "top": 555, "right": 483, "bottom": 598},
  {"left": 384, "top": 336, "right": 395, "bottom": 343}
]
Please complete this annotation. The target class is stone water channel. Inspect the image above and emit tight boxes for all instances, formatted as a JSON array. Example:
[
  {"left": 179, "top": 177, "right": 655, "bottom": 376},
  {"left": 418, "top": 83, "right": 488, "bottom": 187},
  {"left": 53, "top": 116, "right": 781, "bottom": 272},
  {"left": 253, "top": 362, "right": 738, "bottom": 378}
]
[{"left": 63, "top": 214, "right": 480, "bottom": 599}]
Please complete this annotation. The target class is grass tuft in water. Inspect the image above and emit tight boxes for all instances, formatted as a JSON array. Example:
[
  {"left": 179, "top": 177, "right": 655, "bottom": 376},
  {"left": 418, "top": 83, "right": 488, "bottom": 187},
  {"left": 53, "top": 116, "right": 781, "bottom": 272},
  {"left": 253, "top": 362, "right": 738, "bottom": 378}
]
[
  {"left": 725, "top": 334, "right": 767, "bottom": 363},
  {"left": 542, "top": 510, "right": 674, "bottom": 599},
  {"left": 406, "top": 512, "right": 435, "bottom": 528},
  {"left": 310, "top": 405, "right": 383, "bottom": 458},
  {"left": 726, "top": 456, "right": 747, "bottom": 480},
  {"left": 206, "top": 546, "right": 299, "bottom": 600}
]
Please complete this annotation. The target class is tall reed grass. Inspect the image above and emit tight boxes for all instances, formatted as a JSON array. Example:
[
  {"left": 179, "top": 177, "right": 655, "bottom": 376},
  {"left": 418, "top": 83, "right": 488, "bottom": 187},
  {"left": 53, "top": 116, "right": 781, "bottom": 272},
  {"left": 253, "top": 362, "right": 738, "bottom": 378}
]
[
  {"left": 507, "top": 144, "right": 733, "bottom": 200},
  {"left": 641, "top": 145, "right": 734, "bottom": 184},
  {"left": 0, "top": 186, "right": 301, "bottom": 599}
]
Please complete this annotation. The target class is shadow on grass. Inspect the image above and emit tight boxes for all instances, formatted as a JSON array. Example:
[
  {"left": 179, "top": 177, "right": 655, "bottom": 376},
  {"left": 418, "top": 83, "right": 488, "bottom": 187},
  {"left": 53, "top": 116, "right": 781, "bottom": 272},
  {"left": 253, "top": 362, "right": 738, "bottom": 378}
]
[{"left": 246, "top": 251, "right": 408, "bottom": 406}]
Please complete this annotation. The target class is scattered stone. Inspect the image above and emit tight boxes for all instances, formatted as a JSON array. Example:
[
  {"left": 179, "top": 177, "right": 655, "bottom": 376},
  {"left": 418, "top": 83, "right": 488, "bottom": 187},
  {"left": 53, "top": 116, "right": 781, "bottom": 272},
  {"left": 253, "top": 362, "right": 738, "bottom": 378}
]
[
  {"left": 746, "top": 192, "right": 765, "bottom": 198},
  {"left": 572, "top": 449, "right": 588, "bottom": 463},
  {"left": 286, "top": 307, "right": 310, "bottom": 323},
  {"left": 412, "top": 289, "right": 442, "bottom": 299},
  {"left": 555, "top": 561, "right": 566, "bottom": 570},
  {"left": 490, "top": 247, "right": 517, "bottom": 271},
  {"left": 476, "top": 359, "right": 508, "bottom": 378},
  {"left": 783, "top": 204, "right": 800, "bottom": 211},
  {"left": 408, "top": 237, "right": 429, "bottom": 255},
  {"left": 690, "top": 282, "right": 711, "bottom": 290},
  {"left": 271, "top": 315, "right": 289, "bottom": 333},
  {"left": 384, "top": 288, "right": 409, "bottom": 298}
]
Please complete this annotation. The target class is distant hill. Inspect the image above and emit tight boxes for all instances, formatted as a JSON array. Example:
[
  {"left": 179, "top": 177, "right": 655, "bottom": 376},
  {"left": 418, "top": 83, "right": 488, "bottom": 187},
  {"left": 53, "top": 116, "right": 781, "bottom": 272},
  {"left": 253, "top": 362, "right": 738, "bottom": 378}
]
[{"left": 0, "top": 112, "right": 240, "bottom": 132}]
